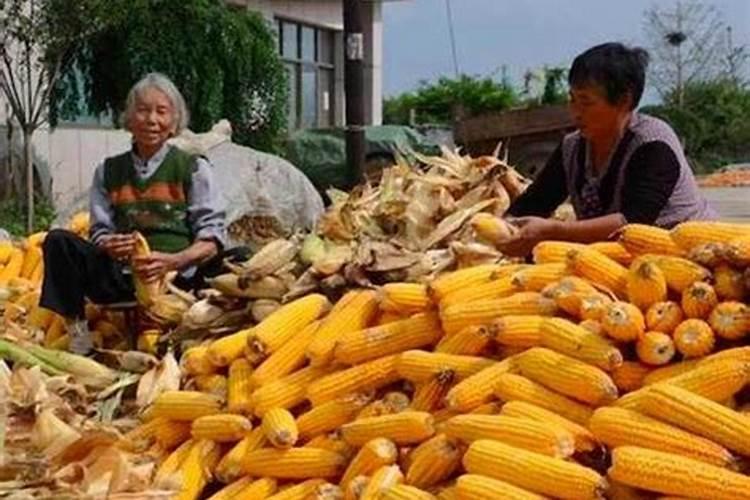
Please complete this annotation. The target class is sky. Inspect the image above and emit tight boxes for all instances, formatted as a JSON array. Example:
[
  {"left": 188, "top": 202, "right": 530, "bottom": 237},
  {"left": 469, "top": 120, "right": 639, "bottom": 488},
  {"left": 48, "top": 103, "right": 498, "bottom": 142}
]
[{"left": 382, "top": 0, "right": 750, "bottom": 102}]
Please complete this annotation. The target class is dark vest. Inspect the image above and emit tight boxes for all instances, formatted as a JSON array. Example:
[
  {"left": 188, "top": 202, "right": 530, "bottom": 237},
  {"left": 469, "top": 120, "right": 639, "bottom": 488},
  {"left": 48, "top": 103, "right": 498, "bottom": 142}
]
[{"left": 103, "top": 147, "right": 194, "bottom": 252}]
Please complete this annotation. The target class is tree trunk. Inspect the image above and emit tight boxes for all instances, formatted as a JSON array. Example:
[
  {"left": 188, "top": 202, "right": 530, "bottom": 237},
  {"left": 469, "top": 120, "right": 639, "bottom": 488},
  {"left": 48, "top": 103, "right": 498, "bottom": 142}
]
[{"left": 23, "top": 128, "right": 34, "bottom": 233}]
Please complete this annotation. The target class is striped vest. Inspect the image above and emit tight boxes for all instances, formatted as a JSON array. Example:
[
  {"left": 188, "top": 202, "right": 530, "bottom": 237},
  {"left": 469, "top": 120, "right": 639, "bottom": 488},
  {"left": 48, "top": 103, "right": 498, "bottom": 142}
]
[{"left": 103, "top": 147, "right": 194, "bottom": 252}]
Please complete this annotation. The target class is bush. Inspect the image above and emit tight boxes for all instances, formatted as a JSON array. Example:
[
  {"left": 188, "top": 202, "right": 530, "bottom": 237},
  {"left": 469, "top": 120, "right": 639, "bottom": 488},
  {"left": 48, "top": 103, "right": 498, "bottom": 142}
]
[{"left": 0, "top": 197, "right": 57, "bottom": 237}]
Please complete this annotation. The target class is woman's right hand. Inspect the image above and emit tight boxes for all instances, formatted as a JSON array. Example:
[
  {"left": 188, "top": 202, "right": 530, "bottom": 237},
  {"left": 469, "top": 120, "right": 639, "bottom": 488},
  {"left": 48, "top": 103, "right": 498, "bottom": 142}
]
[{"left": 98, "top": 233, "right": 136, "bottom": 262}]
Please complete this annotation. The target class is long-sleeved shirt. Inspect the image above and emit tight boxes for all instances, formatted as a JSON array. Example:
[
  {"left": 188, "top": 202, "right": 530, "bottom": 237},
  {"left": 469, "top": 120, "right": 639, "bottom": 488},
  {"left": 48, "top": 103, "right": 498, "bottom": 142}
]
[{"left": 89, "top": 143, "right": 227, "bottom": 249}]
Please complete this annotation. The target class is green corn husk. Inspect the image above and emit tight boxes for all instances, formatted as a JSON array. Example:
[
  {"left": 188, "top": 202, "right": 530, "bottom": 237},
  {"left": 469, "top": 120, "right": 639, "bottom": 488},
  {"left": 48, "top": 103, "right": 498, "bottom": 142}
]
[
  {"left": 24, "top": 344, "right": 117, "bottom": 387},
  {"left": 0, "top": 339, "right": 64, "bottom": 376}
]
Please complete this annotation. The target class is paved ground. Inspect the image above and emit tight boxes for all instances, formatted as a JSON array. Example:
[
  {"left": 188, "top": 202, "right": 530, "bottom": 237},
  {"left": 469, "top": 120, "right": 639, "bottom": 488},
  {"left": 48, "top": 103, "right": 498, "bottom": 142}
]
[{"left": 701, "top": 188, "right": 750, "bottom": 222}]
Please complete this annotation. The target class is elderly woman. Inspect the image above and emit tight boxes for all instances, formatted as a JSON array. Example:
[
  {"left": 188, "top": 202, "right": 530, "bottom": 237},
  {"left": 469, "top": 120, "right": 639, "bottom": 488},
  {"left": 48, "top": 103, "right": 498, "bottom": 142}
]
[
  {"left": 40, "top": 73, "right": 226, "bottom": 353},
  {"left": 500, "top": 43, "right": 716, "bottom": 257}
]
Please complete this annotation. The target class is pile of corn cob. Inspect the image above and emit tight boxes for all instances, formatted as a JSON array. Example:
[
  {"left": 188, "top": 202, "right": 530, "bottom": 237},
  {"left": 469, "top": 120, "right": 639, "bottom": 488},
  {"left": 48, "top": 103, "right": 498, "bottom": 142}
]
[{"left": 112, "top": 220, "right": 750, "bottom": 499}]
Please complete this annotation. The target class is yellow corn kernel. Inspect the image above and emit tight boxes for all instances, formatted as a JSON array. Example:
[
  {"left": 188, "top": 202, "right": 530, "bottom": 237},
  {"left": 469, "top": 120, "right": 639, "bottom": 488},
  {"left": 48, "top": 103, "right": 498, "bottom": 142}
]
[
  {"left": 397, "top": 351, "right": 494, "bottom": 383},
  {"left": 578, "top": 293, "right": 613, "bottom": 322},
  {"left": 532, "top": 241, "right": 585, "bottom": 264},
  {"left": 609, "top": 446, "right": 750, "bottom": 500},
  {"left": 439, "top": 274, "right": 521, "bottom": 307},
  {"left": 193, "top": 374, "right": 227, "bottom": 398},
  {"left": 153, "top": 419, "right": 192, "bottom": 450},
  {"left": 510, "top": 263, "right": 568, "bottom": 292},
  {"left": 542, "top": 276, "right": 599, "bottom": 316},
  {"left": 443, "top": 414, "right": 574, "bottom": 458},
  {"left": 380, "top": 283, "right": 433, "bottom": 314},
  {"left": 636, "top": 331, "right": 675, "bottom": 366},
  {"left": 589, "top": 407, "right": 736, "bottom": 468},
  {"left": 435, "top": 324, "right": 491, "bottom": 356},
  {"left": 440, "top": 292, "right": 557, "bottom": 336},
  {"left": 723, "top": 235, "right": 750, "bottom": 266},
  {"left": 360, "top": 465, "right": 404, "bottom": 500},
  {"left": 297, "top": 393, "right": 372, "bottom": 441},
  {"left": 306, "top": 355, "right": 400, "bottom": 406},
  {"left": 173, "top": 439, "right": 222, "bottom": 500},
  {"left": 207, "top": 329, "right": 251, "bottom": 367},
  {"left": 602, "top": 301, "right": 645, "bottom": 342},
  {"left": 306, "top": 289, "right": 379, "bottom": 366},
  {"left": 428, "top": 264, "right": 513, "bottom": 302},
  {"left": 645, "top": 301, "right": 684, "bottom": 335},
  {"left": 20, "top": 245, "right": 41, "bottom": 279},
  {"left": 340, "top": 437, "right": 398, "bottom": 491},
  {"left": 588, "top": 241, "right": 633, "bottom": 266},
  {"left": 463, "top": 439, "right": 607, "bottom": 499},
  {"left": 304, "top": 432, "right": 355, "bottom": 461},
  {"left": 539, "top": 317, "right": 623, "bottom": 371},
  {"left": 709, "top": 301, "right": 750, "bottom": 340},
  {"left": 714, "top": 265, "right": 745, "bottom": 301},
  {"left": 410, "top": 371, "right": 455, "bottom": 412},
  {"left": 470, "top": 212, "right": 516, "bottom": 246},
  {"left": 0, "top": 241, "right": 14, "bottom": 264},
  {"left": 334, "top": 312, "right": 443, "bottom": 365},
  {"left": 494, "top": 373, "right": 593, "bottom": 425},
  {"left": 153, "top": 439, "right": 195, "bottom": 489},
  {"left": 514, "top": 347, "right": 618, "bottom": 406},
  {"left": 627, "top": 258, "right": 667, "bottom": 311},
  {"left": 671, "top": 221, "right": 750, "bottom": 251},
  {"left": 262, "top": 408, "right": 298, "bottom": 448},
  {"left": 250, "top": 365, "right": 330, "bottom": 417},
  {"left": 357, "top": 392, "right": 411, "bottom": 419},
  {"left": 673, "top": 319, "right": 715, "bottom": 358},
  {"left": 405, "top": 434, "right": 461, "bottom": 489},
  {"left": 611, "top": 361, "right": 651, "bottom": 392},
  {"left": 227, "top": 358, "right": 253, "bottom": 415},
  {"left": 619, "top": 224, "right": 684, "bottom": 257},
  {"left": 341, "top": 411, "right": 435, "bottom": 446},
  {"left": 489, "top": 315, "right": 543, "bottom": 348},
  {"left": 150, "top": 391, "right": 222, "bottom": 421},
  {"left": 265, "top": 479, "right": 328, "bottom": 500},
  {"left": 207, "top": 477, "right": 278, "bottom": 500},
  {"left": 381, "top": 484, "right": 436, "bottom": 500},
  {"left": 181, "top": 346, "right": 216, "bottom": 376},
  {"left": 643, "top": 254, "right": 712, "bottom": 293},
  {"left": 250, "top": 320, "right": 320, "bottom": 387},
  {"left": 27, "top": 305, "right": 54, "bottom": 331},
  {"left": 0, "top": 247, "right": 23, "bottom": 285},
  {"left": 191, "top": 414, "right": 252, "bottom": 442},
  {"left": 455, "top": 474, "right": 545, "bottom": 500},
  {"left": 43, "top": 315, "right": 66, "bottom": 347},
  {"left": 566, "top": 247, "right": 628, "bottom": 298},
  {"left": 215, "top": 427, "right": 266, "bottom": 483},
  {"left": 681, "top": 282, "right": 718, "bottom": 320},
  {"left": 241, "top": 448, "right": 346, "bottom": 479}
]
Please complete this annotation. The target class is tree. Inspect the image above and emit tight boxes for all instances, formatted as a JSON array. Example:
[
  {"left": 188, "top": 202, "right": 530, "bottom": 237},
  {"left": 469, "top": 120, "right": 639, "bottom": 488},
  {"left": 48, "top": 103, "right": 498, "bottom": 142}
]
[
  {"left": 51, "top": 0, "right": 288, "bottom": 152},
  {"left": 0, "top": 0, "right": 109, "bottom": 231}
]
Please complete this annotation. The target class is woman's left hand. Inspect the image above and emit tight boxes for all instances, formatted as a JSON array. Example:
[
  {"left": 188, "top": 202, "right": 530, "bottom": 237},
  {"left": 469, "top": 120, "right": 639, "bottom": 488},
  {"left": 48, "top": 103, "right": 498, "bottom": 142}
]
[
  {"left": 497, "top": 216, "right": 562, "bottom": 257},
  {"left": 133, "top": 252, "right": 185, "bottom": 283}
]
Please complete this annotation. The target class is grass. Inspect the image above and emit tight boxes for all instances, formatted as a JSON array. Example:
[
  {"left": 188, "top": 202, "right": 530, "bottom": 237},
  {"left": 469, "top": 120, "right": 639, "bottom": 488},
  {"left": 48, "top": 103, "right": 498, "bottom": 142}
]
[{"left": 0, "top": 197, "right": 57, "bottom": 237}]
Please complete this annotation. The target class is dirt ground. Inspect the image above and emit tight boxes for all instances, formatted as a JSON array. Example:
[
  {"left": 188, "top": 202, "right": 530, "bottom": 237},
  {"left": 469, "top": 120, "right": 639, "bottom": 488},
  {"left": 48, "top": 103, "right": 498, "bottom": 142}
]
[{"left": 701, "top": 187, "right": 750, "bottom": 222}]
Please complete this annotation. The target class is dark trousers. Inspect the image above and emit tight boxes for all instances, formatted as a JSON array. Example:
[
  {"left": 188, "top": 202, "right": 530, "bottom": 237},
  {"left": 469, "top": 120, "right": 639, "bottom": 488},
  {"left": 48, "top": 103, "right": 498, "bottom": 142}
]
[{"left": 40, "top": 229, "right": 248, "bottom": 320}]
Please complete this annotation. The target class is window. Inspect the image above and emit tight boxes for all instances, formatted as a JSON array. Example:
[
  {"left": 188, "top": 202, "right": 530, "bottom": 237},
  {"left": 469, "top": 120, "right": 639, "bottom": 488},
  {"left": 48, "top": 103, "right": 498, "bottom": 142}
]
[{"left": 277, "top": 19, "right": 336, "bottom": 130}]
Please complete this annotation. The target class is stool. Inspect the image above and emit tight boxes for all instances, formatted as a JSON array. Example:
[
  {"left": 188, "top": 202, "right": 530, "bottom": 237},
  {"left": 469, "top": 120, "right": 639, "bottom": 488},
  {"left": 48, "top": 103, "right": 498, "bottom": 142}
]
[{"left": 98, "top": 301, "right": 140, "bottom": 350}]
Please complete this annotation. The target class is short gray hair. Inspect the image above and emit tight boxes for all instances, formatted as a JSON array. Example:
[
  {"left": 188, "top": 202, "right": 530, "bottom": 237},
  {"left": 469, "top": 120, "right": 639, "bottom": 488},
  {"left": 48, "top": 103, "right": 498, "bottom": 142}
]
[{"left": 120, "top": 72, "right": 190, "bottom": 134}]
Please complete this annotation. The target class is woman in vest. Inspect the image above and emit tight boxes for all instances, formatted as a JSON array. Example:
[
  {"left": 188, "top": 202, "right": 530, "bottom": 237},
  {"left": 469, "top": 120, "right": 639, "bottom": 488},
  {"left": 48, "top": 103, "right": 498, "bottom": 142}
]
[
  {"left": 500, "top": 42, "right": 716, "bottom": 257},
  {"left": 40, "top": 73, "right": 226, "bottom": 354}
]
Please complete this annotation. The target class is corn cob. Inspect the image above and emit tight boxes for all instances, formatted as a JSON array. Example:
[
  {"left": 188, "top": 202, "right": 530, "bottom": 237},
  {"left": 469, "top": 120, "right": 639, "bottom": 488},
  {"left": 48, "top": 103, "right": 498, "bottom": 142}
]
[
  {"left": 489, "top": 315, "right": 543, "bottom": 348},
  {"left": 304, "top": 432, "right": 355, "bottom": 461},
  {"left": 671, "top": 221, "right": 750, "bottom": 251},
  {"left": 673, "top": 319, "right": 715, "bottom": 358},
  {"left": 713, "top": 265, "right": 745, "bottom": 301},
  {"left": 611, "top": 361, "right": 651, "bottom": 392},
  {"left": 250, "top": 320, "right": 320, "bottom": 387},
  {"left": 397, "top": 351, "right": 494, "bottom": 383},
  {"left": 153, "top": 439, "right": 195, "bottom": 489},
  {"left": 265, "top": 479, "right": 329, "bottom": 500},
  {"left": 510, "top": 263, "right": 568, "bottom": 292},
  {"left": 636, "top": 331, "right": 675, "bottom": 366},
  {"left": 645, "top": 301, "right": 684, "bottom": 334},
  {"left": 405, "top": 434, "right": 462, "bottom": 489},
  {"left": 515, "top": 347, "right": 618, "bottom": 406},
  {"left": 246, "top": 293, "right": 331, "bottom": 362},
  {"left": 307, "top": 355, "right": 400, "bottom": 406},
  {"left": 410, "top": 370, "right": 455, "bottom": 412},
  {"left": 639, "top": 384, "right": 750, "bottom": 456},
  {"left": 381, "top": 484, "right": 436, "bottom": 500},
  {"left": 578, "top": 293, "right": 613, "bottom": 322},
  {"left": 618, "top": 224, "right": 684, "bottom": 256},
  {"left": 193, "top": 374, "right": 227, "bottom": 397},
  {"left": 174, "top": 439, "right": 222, "bottom": 500},
  {"left": 26, "top": 305, "right": 54, "bottom": 331},
  {"left": 242, "top": 238, "right": 298, "bottom": 279},
  {"left": 20, "top": 245, "right": 41, "bottom": 279},
  {"left": 709, "top": 301, "right": 750, "bottom": 340},
  {"left": 499, "top": 400, "right": 597, "bottom": 452},
  {"left": 0, "top": 241, "right": 13, "bottom": 264},
  {"left": 566, "top": 247, "right": 628, "bottom": 297},
  {"left": 357, "top": 392, "right": 411, "bottom": 419},
  {"left": 207, "top": 477, "right": 278, "bottom": 500},
  {"left": 150, "top": 391, "right": 222, "bottom": 421},
  {"left": 0, "top": 247, "right": 23, "bottom": 285},
  {"left": 297, "top": 393, "right": 372, "bottom": 440},
  {"left": 360, "top": 465, "right": 404, "bottom": 500},
  {"left": 154, "top": 420, "right": 192, "bottom": 450},
  {"left": 539, "top": 317, "right": 623, "bottom": 371},
  {"left": 191, "top": 414, "right": 252, "bottom": 442},
  {"left": 589, "top": 241, "right": 633, "bottom": 266},
  {"left": 470, "top": 212, "right": 517, "bottom": 246},
  {"left": 131, "top": 232, "right": 162, "bottom": 306},
  {"left": 463, "top": 439, "right": 607, "bottom": 499},
  {"left": 444, "top": 413, "right": 575, "bottom": 458},
  {"left": 440, "top": 292, "right": 556, "bottom": 336},
  {"left": 642, "top": 359, "right": 701, "bottom": 385},
  {"left": 334, "top": 313, "right": 443, "bottom": 365},
  {"left": 723, "top": 235, "right": 750, "bottom": 266},
  {"left": 215, "top": 427, "right": 266, "bottom": 483},
  {"left": 494, "top": 373, "right": 593, "bottom": 425},
  {"left": 207, "top": 329, "right": 251, "bottom": 367},
  {"left": 579, "top": 318, "right": 605, "bottom": 336},
  {"left": 378, "top": 311, "right": 407, "bottom": 326},
  {"left": 609, "top": 446, "right": 750, "bottom": 500},
  {"left": 644, "top": 254, "right": 712, "bottom": 293},
  {"left": 340, "top": 438, "right": 398, "bottom": 491},
  {"left": 601, "top": 301, "right": 645, "bottom": 342},
  {"left": 428, "top": 264, "right": 511, "bottom": 302},
  {"left": 435, "top": 325, "right": 491, "bottom": 355},
  {"left": 341, "top": 411, "right": 435, "bottom": 447},
  {"left": 681, "top": 282, "right": 718, "bottom": 319},
  {"left": 44, "top": 317, "right": 67, "bottom": 347},
  {"left": 626, "top": 258, "right": 667, "bottom": 311},
  {"left": 443, "top": 359, "right": 512, "bottom": 412},
  {"left": 532, "top": 241, "right": 584, "bottom": 264},
  {"left": 181, "top": 346, "right": 217, "bottom": 376},
  {"left": 437, "top": 275, "right": 520, "bottom": 307},
  {"left": 344, "top": 476, "right": 370, "bottom": 500},
  {"left": 380, "top": 283, "right": 433, "bottom": 314},
  {"left": 664, "top": 359, "right": 750, "bottom": 402},
  {"left": 226, "top": 358, "right": 253, "bottom": 414},
  {"left": 455, "top": 474, "right": 545, "bottom": 500},
  {"left": 594, "top": 407, "right": 736, "bottom": 469},
  {"left": 250, "top": 365, "right": 330, "bottom": 417},
  {"left": 262, "top": 408, "right": 298, "bottom": 448},
  {"left": 542, "top": 276, "right": 599, "bottom": 315},
  {"left": 435, "top": 485, "right": 458, "bottom": 500},
  {"left": 241, "top": 447, "right": 346, "bottom": 479}
]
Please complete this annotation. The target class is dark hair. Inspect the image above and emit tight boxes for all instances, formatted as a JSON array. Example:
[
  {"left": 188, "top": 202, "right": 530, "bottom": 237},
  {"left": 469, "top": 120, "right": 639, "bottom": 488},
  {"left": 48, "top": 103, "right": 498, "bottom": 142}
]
[{"left": 568, "top": 42, "right": 650, "bottom": 110}]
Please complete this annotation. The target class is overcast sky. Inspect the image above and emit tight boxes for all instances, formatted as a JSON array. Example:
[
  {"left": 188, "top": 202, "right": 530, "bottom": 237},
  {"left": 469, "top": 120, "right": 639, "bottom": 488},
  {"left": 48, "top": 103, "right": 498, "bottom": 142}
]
[{"left": 382, "top": 0, "right": 750, "bottom": 101}]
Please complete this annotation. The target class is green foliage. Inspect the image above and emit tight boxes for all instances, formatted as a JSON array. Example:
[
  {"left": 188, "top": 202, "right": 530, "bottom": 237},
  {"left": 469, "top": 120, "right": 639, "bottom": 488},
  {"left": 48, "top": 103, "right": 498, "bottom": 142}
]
[
  {"left": 0, "top": 196, "right": 56, "bottom": 236},
  {"left": 642, "top": 79, "right": 750, "bottom": 172},
  {"left": 383, "top": 74, "right": 519, "bottom": 125},
  {"left": 50, "top": 0, "right": 287, "bottom": 152}
]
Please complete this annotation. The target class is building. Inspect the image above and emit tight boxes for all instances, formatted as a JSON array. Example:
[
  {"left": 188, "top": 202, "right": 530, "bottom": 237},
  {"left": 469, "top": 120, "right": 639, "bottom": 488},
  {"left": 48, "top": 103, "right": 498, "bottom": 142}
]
[{"left": 0, "top": 0, "right": 393, "bottom": 209}]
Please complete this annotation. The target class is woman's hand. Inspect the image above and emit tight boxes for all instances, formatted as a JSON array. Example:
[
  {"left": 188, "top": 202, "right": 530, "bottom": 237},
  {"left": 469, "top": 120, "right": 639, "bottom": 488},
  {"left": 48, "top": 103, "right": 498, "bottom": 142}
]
[
  {"left": 497, "top": 216, "right": 562, "bottom": 257},
  {"left": 98, "top": 234, "right": 136, "bottom": 261},
  {"left": 133, "top": 252, "right": 185, "bottom": 283}
]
